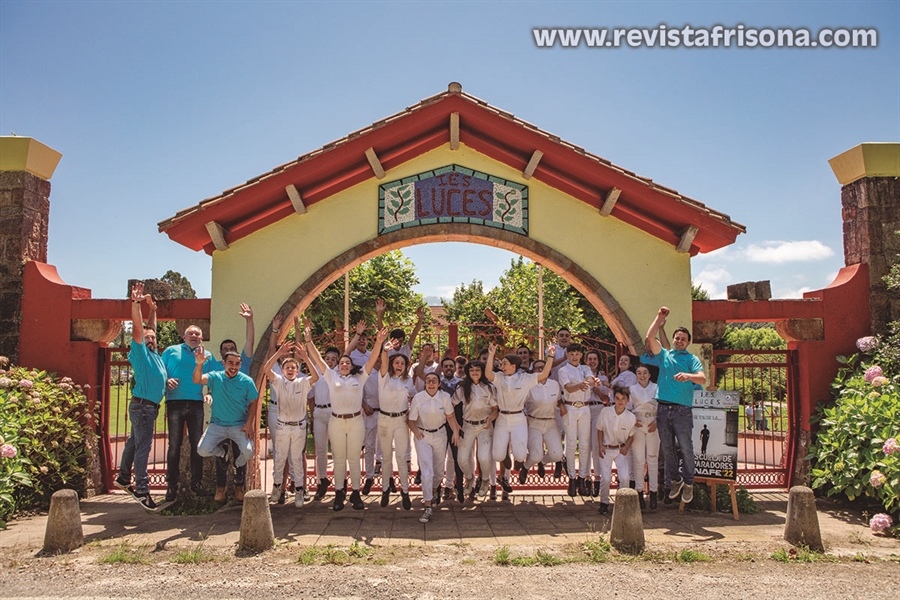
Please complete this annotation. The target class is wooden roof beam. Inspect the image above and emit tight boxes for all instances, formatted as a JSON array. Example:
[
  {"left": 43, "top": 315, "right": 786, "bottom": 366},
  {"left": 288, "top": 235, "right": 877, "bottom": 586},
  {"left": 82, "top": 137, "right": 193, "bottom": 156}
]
[
  {"left": 364, "top": 147, "right": 386, "bottom": 179},
  {"left": 205, "top": 221, "right": 229, "bottom": 251},
  {"left": 285, "top": 184, "right": 307, "bottom": 215},
  {"left": 599, "top": 187, "right": 621, "bottom": 216},
  {"left": 523, "top": 150, "right": 543, "bottom": 180},
  {"left": 450, "top": 112, "right": 460, "bottom": 150},
  {"left": 676, "top": 225, "right": 699, "bottom": 253}
]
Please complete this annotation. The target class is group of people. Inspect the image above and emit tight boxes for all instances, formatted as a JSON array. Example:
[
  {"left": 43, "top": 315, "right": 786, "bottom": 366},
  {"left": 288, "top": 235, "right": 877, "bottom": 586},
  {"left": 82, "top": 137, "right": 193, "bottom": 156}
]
[{"left": 117, "top": 286, "right": 706, "bottom": 523}]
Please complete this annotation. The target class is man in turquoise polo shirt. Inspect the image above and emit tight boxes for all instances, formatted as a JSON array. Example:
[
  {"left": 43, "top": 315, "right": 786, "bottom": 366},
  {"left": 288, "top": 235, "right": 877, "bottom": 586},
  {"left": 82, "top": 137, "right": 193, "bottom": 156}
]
[
  {"left": 162, "top": 324, "right": 213, "bottom": 502},
  {"left": 193, "top": 347, "right": 259, "bottom": 471},
  {"left": 114, "top": 283, "right": 167, "bottom": 511},
  {"left": 643, "top": 307, "right": 706, "bottom": 505}
]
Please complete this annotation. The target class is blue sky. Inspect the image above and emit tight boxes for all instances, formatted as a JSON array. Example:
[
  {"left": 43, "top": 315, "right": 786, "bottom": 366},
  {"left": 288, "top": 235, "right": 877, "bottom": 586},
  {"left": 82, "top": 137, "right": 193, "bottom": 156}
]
[{"left": 1, "top": 1, "right": 897, "bottom": 305}]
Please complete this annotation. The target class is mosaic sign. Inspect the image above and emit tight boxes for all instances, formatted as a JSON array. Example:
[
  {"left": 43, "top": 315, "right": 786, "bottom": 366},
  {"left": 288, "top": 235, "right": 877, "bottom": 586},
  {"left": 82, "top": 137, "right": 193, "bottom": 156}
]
[{"left": 379, "top": 165, "right": 528, "bottom": 236}]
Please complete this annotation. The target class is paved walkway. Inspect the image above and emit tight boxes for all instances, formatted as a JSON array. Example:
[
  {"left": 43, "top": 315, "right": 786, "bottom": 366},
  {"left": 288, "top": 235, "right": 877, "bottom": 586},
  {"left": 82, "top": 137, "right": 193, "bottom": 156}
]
[{"left": 1, "top": 490, "right": 897, "bottom": 558}]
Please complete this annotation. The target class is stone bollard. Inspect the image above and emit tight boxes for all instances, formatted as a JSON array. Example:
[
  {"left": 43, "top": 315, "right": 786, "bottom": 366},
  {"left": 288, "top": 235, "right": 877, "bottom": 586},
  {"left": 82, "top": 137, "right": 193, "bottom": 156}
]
[
  {"left": 609, "top": 488, "right": 644, "bottom": 554},
  {"left": 783, "top": 486, "right": 823, "bottom": 551},
  {"left": 42, "top": 489, "right": 83, "bottom": 553},
  {"left": 239, "top": 489, "right": 274, "bottom": 552}
]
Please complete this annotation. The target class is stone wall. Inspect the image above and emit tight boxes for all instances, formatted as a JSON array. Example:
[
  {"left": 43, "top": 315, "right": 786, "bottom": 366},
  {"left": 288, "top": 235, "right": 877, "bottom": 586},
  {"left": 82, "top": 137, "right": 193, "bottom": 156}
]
[{"left": 0, "top": 170, "right": 51, "bottom": 363}]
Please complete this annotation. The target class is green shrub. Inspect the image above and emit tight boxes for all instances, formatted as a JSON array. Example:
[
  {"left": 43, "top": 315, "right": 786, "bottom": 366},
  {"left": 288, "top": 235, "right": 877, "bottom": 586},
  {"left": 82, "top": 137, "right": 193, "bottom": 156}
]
[
  {"left": 809, "top": 352, "right": 899, "bottom": 514},
  {"left": 0, "top": 358, "right": 97, "bottom": 522},
  {"left": 686, "top": 482, "right": 759, "bottom": 515}
]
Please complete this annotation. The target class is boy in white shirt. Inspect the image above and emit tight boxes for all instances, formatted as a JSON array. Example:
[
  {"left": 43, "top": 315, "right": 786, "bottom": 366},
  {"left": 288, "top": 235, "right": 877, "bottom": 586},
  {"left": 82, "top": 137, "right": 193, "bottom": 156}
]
[
  {"left": 263, "top": 341, "right": 318, "bottom": 507},
  {"left": 595, "top": 385, "right": 636, "bottom": 515}
]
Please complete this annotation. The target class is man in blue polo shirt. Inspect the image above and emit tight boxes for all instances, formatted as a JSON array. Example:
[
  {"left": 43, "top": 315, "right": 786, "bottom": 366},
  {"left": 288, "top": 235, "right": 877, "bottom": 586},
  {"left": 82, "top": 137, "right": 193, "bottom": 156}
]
[
  {"left": 162, "top": 323, "right": 213, "bottom": 502},
  {"left": 643, "top": 306, "right": 706, "bottom": 505},
  {"left": 206, "top": 303, "right": 255, "bottom": 503},
  {"left": 114, "top": 283, "right": 167, "bottom": 511},
  {"left": 192, "top": 347, "right": 259, "bottom": 471}
]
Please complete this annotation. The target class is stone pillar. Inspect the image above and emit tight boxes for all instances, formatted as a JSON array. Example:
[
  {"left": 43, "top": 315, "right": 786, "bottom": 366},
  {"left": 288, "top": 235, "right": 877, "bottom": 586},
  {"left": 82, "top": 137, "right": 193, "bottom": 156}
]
[
  {"left": 829, "top": 143, "right": 900, "bottom": 333},
  {"left": 0, "top": 137, "right": 62, "bottom": 363}
]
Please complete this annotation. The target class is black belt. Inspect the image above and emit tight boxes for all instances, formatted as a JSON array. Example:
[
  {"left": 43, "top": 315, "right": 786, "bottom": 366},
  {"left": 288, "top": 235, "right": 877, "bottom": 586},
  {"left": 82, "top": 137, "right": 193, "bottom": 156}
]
[
  {"left": 278, "top": 419, "right": 306, "bottom": 427},
  {"left": 379, "top": 409, "right": 408, "bottom": 418},
  {"left": 418, "top": 426, "right": 442, "bottom": 433},
  {"left": 314, "top": 404, "right": 331, "bottom": 409},
  {"left": 333, "top": 411, "right": 361, "bottom": 419},
  {"left": 499, "top": 409, "right": 523, "bottom": 415},
  {"left": 131, "top": 397, "right": 158, "bottom": 407},
  {"left": 604, "top": 444, "right": 623, "bottom": 449},
  {"left": 464, "top": 418, "right": 486, "bottom": 426}
]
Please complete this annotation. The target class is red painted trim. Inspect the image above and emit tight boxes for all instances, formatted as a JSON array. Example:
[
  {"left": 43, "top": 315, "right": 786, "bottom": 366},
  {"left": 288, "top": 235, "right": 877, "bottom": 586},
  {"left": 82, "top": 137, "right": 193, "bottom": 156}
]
[{"left": 693, "top": 299, "right": 825, "bottom": 322}]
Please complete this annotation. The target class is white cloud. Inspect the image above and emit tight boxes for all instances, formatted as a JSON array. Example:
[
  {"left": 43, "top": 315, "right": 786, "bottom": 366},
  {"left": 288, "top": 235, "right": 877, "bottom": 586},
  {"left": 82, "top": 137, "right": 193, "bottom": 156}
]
[
  {"left": 694, "top": 267, "right": 731, "bottom": 300},
  {"left": 775, "top": 286, "right": 814, "bottom": 299},
  {"left": 744, "top": 240, "right": 835, "bottom": 264}
]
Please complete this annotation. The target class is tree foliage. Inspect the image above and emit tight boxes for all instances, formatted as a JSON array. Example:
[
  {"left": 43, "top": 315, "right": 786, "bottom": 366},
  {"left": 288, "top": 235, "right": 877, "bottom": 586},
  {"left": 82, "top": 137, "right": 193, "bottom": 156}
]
[
  {"left": 303, "top": 250, "right": 425, "bottom": 338},
  {"left": 442, "top": 257, "right": 614, "bottom": 354},
  {"left": 156, "top": 270, "right": 197, "bottom": 349}
]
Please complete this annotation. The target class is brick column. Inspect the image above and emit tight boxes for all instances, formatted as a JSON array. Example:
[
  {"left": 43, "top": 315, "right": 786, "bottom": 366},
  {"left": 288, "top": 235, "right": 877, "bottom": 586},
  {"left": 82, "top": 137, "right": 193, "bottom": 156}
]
[
  {"left": 0, "top": 137, "right": 62, "bottom": 363},
  {"left": 829, "top": 143, "right": 900, "bottom": 334}
]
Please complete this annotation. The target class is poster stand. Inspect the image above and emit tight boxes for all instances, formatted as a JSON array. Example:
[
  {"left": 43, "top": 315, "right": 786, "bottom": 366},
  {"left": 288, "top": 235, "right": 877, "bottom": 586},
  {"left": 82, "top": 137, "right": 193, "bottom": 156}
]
[{"left": 678, "top": 476, "right": 739, "bottom": 521}]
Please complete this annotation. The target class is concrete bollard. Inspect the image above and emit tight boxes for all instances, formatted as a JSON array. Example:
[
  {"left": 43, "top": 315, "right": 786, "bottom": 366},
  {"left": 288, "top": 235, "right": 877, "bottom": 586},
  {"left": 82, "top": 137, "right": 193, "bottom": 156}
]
[
  {"left": 42, "top": 489, "right": 83, "bottom": 553},
  {"left": 239, "top": 489, "right": 274, "bottom": 552},
  {"left": 783, "top": 485, "right": 823, "bottom": 551},
  {"left": 609, "top": 488, "right": 644, "bottom": 554}
]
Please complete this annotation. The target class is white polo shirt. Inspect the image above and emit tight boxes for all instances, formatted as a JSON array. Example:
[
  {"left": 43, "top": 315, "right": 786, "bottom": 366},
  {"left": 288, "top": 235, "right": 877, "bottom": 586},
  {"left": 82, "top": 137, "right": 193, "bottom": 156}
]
[
  {"left": 409, "top": 389, "right": 453, "bottom": 431},
  {"left": 492, "top": 370, "right": 540, "bottom": 413},
  {"left": 525, "top": 379, "right": 561, "bottom": 419},
  {"left": 596, "top": 406, "right": 636, "bottom": 446}
]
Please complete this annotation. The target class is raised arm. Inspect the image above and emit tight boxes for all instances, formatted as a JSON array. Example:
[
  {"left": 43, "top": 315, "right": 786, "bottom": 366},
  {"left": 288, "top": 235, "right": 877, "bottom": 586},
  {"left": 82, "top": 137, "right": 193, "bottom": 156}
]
[
  {"left": 645, "top": 307, "right": 668, "bottom": 356},
  {"left": 345, "top": 319, "right": 366, "bottom": 355},
  {"left": 536, "top": 344, "right": 557, "bottom": 383},
  {"left": 658, "top": 321, "right": 671, "bottom": 351},
  {"left": 263, "top": 342, "right": 291, "bottom": 381},
  {"left": 192, "top": 344, "right": 210, "bottom": 385},
  {"left": 375, "top": 298, "right": 386, "bottom": 331},
  {"left": 130, "top": 283, "right": 146, "bottom": 344},
  {"left": 379, "top": 340, "right": 392, "bottom": 377},
  {"left": 145, "top": 291, "right": 157, "bottom": 334},
  {"left": 293, "top": 343, "right": 319, "bottom": 385},
  {"left": 483, "top": 343, "right": 498, "bottom": 383},
  {"left": 363, "top": 327, "right": 389, "bottom": 375},
  {"left": 240, "top": 303, "right": 255, "bottom": 357},
  {"left": 302, "top": 320, "right": 327, "bottom": 376},
  {"left": 406, "top": 305, "right": 425, "bottom": 350},
  {"left": 266, "top": 314, "right": 284, "bottom": 361}
]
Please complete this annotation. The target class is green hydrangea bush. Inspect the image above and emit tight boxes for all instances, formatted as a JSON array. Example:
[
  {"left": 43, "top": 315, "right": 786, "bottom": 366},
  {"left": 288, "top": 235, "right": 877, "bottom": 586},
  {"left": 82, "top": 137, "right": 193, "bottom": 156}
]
[{"left": 0, "top": 357, "right": 98, "bottom": 524}]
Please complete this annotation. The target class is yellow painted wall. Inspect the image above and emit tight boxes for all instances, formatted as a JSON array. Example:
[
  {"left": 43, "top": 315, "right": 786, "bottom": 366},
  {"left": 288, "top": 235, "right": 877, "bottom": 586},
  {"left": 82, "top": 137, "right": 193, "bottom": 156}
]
[{"left": 209, "top": 143, "right": 693, "bottom": 352}]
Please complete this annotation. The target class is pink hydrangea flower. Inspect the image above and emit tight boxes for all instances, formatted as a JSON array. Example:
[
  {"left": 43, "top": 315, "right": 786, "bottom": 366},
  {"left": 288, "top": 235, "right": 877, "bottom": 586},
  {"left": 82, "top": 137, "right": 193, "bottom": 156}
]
[
  {"left": 0, "top": 356, "right": 8, "bottom": 367},
  {"left": 59, "top": 382, "right": 72, "bottom": 392},
  {"left": 17, "top": 379, "right": 33, "bottom": 390},
  {"left": 884, "top": 438, "right": 899, "bottom": 455},
  {"left": 864, "top": 366, "right": 883, "bottom": 383},
  {"left": 870, "top": 470, "right": 886, "bottom": 487},
  {"left": 83, "top": 384, "right": 91, "bottom": 390},
  {"left": 0, "top": 444, "right": 17, "bottom": 459},
  {"left": 39, "top": 466, "right": 48, "bottom": 474},
  {"left": 870, "top": 513, "right": 893, "bottom": 533},
  {"left": 0, "top": 377, "right": 10, "bottom": 388},
  {"left": 872, "top": 376, "right": 889, "bottom": 387},
  {"left": 60, "top": 377, "right": 73, "bottom": 385},
  {"left": 856, "top": 336, "right": 878, "bottom": 352}
]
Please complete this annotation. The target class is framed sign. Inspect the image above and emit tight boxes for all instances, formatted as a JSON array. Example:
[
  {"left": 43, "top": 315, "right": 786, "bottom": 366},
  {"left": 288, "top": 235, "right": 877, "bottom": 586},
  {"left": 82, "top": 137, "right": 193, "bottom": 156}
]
[
  {"left": 692, "top": 390, "right": 739, "bottom": 480},
  {"left": 378, "top": 165, "right": 528, "bottom": 236}
]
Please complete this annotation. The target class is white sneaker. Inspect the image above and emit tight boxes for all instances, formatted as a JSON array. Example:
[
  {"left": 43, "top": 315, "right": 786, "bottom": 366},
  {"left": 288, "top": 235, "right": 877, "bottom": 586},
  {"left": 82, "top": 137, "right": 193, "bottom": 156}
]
[
  {"left": 419, "top": 507, "right": 432, "bottom": 523},
  {"left": 681, "top": 484, "right": 694, "bottom": 504},
  {"left": 269, "top": 483, "right": 282, "bottom": 503},
  {"left": 668, "top": 479, "right": 685, "bottom": 500},
  {"left": 464, "top": 479, "right": 474, "bottom": 496},
  {"left": 295, "top": 490, "right": 305, "bottom": 507},
  {"left": 477, "top": 480, "right": 490, "bottom": 498}
]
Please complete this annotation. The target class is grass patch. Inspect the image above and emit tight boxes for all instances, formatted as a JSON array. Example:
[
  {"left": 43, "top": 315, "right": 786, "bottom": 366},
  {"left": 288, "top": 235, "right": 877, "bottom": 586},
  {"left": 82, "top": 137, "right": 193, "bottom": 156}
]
[
  {"left": 771, "top": 546, "right": 833, "bottom": 563},
  {"left": 98, "top": 543, "right": 152, "bottom": 565},
  {"left": 580, "top": 538, "right": 612, "bottom": 563},
  {"left": 495, "top": 546, "right": 563, "bottom": 567},
  {"left": 173, "top": 541, "right": 216, "bottom": 564},
  {"left": 159, "top": 496, "right": 222, "bottom": 516},
  {"left": 296, "top": 542, "right": 375, "bottom": 566},
  {"left": 493, "top": 545, "right": 511, "bottom": 566},
  {"left": 674, "top": 548, "right": 710, "bottom": 563}
]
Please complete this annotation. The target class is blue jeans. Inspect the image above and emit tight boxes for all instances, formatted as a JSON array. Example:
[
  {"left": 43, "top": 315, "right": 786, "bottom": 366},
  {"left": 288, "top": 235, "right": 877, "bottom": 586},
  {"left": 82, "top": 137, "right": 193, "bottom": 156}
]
[
  {"left": 198, "top": 423, "right": 255, "bottom": 468},
  {"left": 165, "top": 400, "right": 205, "bottom": 490},
  {"left": 118, "top": 399, "right": 160, "bottom": 495},
  {"left": 657, "top": 402, "right": 695, "bottom": 487},
  {"left": 215, "top": 440, "right": 246, "bottom": 487}
]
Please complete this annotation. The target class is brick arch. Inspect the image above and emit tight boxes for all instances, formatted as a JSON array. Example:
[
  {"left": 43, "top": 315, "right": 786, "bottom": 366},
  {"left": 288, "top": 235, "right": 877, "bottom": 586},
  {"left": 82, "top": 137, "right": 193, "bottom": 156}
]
[{"left": 249, "top": 222, "right": 642, "bottom": 375}]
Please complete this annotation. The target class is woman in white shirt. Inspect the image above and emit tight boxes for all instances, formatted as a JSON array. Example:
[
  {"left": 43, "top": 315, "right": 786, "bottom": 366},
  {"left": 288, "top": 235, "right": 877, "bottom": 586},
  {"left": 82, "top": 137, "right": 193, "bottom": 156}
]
[
  {"left": 629, "top": 364, "right": 659, "bottom": 509},
  {"left": 408, "top": 372, "right": 460, "bottom": 523},
  {"left": 453, "top": 360, "right": 498, "bottom": 499},
  {"left": 610, "top": 353, "right": 638, "bottom": 389},
  {"left": 307, "top": 325, "right": 387, "bottom": 512},
  {"left": 584, "top": 349, "right": 611, "bottom": 497},
  {"left": 377, "top": 345, "right": 417, "bottom": 510}
]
